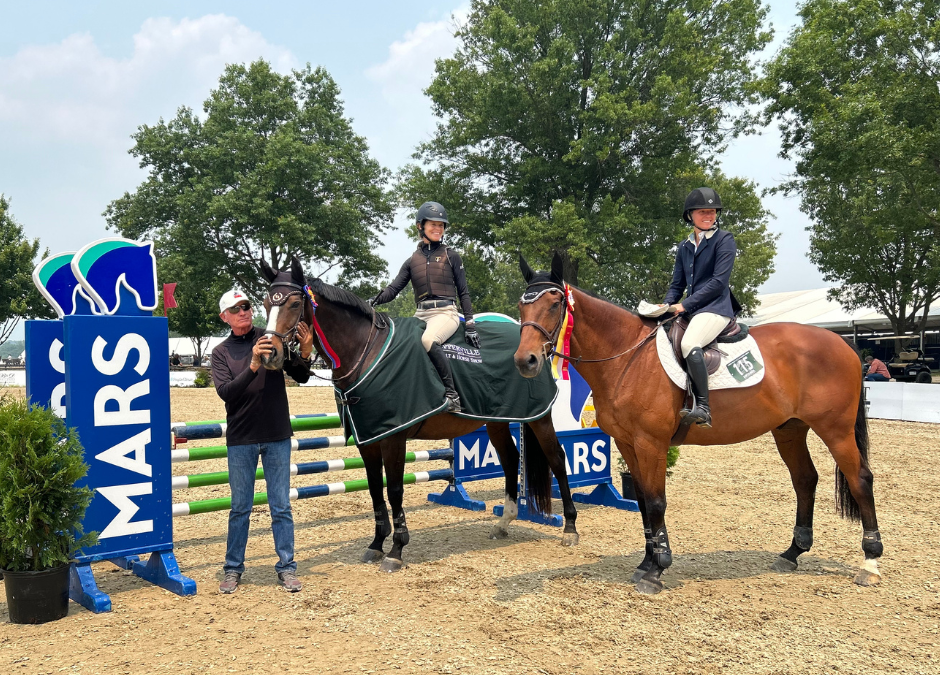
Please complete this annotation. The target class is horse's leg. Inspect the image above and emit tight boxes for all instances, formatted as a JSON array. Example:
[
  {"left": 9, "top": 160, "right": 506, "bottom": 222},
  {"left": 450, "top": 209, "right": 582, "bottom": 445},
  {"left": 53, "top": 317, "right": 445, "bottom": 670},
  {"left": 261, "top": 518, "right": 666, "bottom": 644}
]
[
  {"left": 616, "top": 439, "right": 654, "bottom": 583},
  {"left": 528, "top": 416, "right": 579, "bottom": 546},
  {"left": 486, "top": 423, "right": 519, "bottom": 540},
  {"left": 770, "top": 421, "right": 818, "bottom": 572},
  {"left": 359, "top": 442, "right": 391, "bottom": 563},
  {"left": 379, "top": 437, "right": 410, "bottom": 573},
  {"left": 809, "top": 417, "right": 882, "bottom": 586},
  {"left": 627, "top": 434, "right": 672, "bottom": 595}
]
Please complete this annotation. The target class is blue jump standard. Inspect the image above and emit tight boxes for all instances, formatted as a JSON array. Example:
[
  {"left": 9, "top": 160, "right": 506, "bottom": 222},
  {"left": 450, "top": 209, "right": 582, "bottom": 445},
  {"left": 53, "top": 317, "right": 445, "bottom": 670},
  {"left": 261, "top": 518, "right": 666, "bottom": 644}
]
[
  {"left": 70, "top": 549, "right": 196, "bottom": 614},
  {"left": 427, "top": 480, "right": 487, "bottom": 511}
]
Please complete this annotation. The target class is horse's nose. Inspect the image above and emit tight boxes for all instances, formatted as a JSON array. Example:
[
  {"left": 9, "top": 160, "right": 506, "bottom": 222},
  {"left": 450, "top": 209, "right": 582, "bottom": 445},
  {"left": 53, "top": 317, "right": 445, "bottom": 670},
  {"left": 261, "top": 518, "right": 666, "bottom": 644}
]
[{"left": 514, "top": 352, "right": 541, "bottom": 378}]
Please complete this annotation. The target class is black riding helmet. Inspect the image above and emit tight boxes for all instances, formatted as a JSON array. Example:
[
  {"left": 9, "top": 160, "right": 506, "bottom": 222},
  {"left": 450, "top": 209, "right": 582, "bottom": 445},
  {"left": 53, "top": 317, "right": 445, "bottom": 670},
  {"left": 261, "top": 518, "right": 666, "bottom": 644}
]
[
  {"left": 682, "top": 187, "right": 722, "bottom": 225},
  {"left": 416, "top": 201, "right": 449, "bottom": 238}
]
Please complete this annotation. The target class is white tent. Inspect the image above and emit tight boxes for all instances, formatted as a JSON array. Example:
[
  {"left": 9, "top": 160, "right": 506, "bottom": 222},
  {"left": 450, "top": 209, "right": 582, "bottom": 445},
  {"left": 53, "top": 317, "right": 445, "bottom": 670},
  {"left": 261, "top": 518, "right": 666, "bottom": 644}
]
[
  {"left": 746, "top": 288, "right": 940, "bottom": 334},
  {"left": 168, "top": 337, "right": 228, "bottom": 358}
]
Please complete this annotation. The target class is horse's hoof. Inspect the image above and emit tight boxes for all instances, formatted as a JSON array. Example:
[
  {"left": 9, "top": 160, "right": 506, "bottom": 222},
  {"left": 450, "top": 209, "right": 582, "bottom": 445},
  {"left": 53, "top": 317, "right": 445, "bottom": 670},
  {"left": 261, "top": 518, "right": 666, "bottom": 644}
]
[
  {"left": 854, "top": 569, "right": 882, "bottom": 587},
  {"left": 630, "top": 568, "right": 647, "bottom": 584},
  {"left": 772, "top": 556, "right": 798, "bottom": 572},
  {"left": 489, "top": 526, "right": 509, "bottom": 540},
  {"left": 636, "top": 578, "right": 664, "bottom": 595},
  {"left": 379, "top": 557, "right": 404, "bottom": 573},
  {"left": 561, "top": 532, "right": 579, "bottom": 547},
  {"left": 361, "top": 548, "right": 385, "bottom": 564}
]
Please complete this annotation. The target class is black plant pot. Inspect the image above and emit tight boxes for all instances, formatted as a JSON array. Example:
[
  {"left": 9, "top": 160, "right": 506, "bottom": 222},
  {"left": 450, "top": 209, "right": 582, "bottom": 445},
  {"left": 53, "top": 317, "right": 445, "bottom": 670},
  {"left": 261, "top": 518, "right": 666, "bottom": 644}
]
[
  {"left": 620, "top": 471, "right": 637, "bottom": 500},
  {"left": 2, "top": 564, "right": 71, "bottom": 624}
]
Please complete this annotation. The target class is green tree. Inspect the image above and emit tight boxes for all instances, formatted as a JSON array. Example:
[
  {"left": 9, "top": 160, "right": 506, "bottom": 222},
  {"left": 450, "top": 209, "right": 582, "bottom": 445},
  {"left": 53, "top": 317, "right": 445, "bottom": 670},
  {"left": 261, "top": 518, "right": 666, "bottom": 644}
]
[
  {"left": 0, "top": 196, "right": 52, "bottom": 346},
  {"left": 763, "top": 0, "right": 940, "bottom": 339},
  {"left": 157, "top": 255, "right": 228, "bottom": 363},
  {"left": 106, "top": 60, "right": 393, "bottom": 302},
  {"left": 399, "top": 0, "right": 776, "bottom": 309}
]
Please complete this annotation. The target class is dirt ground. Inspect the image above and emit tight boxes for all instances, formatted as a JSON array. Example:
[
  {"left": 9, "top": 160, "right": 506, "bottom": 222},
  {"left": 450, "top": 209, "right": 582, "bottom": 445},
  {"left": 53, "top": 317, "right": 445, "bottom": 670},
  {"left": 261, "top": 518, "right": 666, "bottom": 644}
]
[{"left": 1, "top": 385, "right": 938, "bottom": 674}]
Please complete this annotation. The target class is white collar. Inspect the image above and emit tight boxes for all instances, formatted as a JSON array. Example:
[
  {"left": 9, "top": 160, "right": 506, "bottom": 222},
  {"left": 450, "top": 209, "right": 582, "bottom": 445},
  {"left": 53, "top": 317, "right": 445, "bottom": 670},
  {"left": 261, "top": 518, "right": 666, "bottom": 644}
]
[{"left": 688, "top": 228, "right": 718, "bottom": 244}]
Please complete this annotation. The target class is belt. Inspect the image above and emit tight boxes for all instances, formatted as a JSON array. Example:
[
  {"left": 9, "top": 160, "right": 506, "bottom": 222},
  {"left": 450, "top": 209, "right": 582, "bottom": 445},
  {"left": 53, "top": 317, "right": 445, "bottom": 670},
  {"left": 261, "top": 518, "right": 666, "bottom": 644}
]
[{"left": 417, "top": 299, "right": 455, "bottom": 309}]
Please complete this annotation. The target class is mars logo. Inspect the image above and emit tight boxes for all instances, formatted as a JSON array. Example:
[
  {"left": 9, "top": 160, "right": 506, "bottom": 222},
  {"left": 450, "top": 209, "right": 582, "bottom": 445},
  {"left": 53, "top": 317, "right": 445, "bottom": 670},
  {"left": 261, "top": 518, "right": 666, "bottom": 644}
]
[
  {"left": 26, "top": 237, "right": 194, "bottom": 613},
  {"left": 32, "top": 251, "right": 100, "bottom": 318},
  {"left": 72, "top": 239, "right": 158, "bottom": 316}
]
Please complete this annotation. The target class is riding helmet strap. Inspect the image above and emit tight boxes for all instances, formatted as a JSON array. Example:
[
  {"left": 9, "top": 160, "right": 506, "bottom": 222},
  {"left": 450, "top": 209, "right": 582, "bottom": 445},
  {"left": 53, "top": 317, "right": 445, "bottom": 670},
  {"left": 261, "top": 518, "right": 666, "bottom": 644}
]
[{"left": 303, "top": 284, "right": 342, "bottom": 370}]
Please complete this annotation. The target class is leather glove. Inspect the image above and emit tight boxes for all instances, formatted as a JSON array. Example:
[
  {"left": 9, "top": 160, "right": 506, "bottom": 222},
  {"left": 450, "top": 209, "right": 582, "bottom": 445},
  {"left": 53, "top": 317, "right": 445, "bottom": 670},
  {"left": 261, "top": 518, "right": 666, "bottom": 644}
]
[
  {"left": 368, "top": 294, "right": 381, "bottom": 307},
  {"left": 464, "top": 321, "right": 481, "bottom": 349}
]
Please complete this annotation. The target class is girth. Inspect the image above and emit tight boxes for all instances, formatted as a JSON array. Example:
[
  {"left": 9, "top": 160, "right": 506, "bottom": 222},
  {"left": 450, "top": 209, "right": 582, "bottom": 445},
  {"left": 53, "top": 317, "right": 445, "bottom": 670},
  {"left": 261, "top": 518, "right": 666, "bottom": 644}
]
[{"left": 668, "top": 316, "right": 749, "bottom": 375}]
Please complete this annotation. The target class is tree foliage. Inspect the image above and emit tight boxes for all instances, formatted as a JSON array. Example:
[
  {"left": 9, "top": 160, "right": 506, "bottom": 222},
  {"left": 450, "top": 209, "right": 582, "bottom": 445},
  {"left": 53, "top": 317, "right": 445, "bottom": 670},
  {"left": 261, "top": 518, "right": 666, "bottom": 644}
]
[
  {"left": 105, "top": 60, "right": 393, "bottom": 302},
  {"left": 157, "top": 255, "right": 228, "bottom": 362},
  {"left": 398, "top": 0, "right": 776, "bottom": 313},
  {"left": 763, "top": 0, "right": 940, "bottom": 337},
  {"left": 0, "top": 196, "right": 53, "bottom": 346}
]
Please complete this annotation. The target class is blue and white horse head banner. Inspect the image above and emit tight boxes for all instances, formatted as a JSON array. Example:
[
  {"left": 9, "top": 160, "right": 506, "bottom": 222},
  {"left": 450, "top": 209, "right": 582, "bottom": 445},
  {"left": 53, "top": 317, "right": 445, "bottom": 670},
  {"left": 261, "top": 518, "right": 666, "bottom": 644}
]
[{"left": 27, "top": 238, "right": 193, "bottom": 612}]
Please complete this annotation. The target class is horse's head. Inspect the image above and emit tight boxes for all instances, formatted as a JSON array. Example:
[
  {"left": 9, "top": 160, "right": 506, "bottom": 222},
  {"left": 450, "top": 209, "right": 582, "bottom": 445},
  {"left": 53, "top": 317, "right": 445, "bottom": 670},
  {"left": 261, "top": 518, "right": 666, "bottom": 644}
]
[
  {"left": 514, "top": 252, "right": 567, "bottom": 378},
  {"left": 259, "top": 256, "right": 310, "bottom": 371}
]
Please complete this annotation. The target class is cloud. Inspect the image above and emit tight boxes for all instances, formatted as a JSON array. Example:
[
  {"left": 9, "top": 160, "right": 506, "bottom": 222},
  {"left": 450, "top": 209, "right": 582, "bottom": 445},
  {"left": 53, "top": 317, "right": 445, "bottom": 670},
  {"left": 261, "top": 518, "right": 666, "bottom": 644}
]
[{"left": 0, "top": 15, "right": 295, "bottom": 148}]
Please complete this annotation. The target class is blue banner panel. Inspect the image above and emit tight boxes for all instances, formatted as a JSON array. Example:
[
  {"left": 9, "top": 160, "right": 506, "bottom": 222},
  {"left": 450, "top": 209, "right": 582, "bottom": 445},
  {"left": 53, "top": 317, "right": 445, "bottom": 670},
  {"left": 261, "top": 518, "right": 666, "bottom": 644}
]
[
  {"left": 452, "top": 425, "right": 519, "bottom": 482},
  {"left": 552, "top": 427, "right": 613, "bottom": 488},
  {"left": 25, "top": 320, "right": 66, "bottom": 417},
  {"left": 65, "top": 315, "right": 172, "bottom": 562}
]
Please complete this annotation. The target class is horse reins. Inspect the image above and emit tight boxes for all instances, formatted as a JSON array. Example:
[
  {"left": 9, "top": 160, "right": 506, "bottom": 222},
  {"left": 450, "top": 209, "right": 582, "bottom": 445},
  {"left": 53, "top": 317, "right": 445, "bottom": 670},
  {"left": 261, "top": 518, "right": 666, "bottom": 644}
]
[{"left": 520, "top": 283, "right": 677, "bottom": 367}]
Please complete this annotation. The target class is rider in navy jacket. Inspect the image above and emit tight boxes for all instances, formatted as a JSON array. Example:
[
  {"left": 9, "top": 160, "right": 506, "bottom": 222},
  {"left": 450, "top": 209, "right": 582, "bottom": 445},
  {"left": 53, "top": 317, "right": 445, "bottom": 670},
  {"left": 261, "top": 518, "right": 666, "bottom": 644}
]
[
  {"left": 664, "top": 228, "right": 739, "bottom": 318},
  {"left": 662, "top": 187, "right": 741, "bottom": 429}
]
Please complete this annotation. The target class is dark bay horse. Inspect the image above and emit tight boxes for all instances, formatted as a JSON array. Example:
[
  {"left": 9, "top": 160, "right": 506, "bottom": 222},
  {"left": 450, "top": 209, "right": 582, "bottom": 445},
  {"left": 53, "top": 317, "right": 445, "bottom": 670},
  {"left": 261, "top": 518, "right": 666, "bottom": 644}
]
[
  {"left": 513, "top": 253, "right": 882, "bottom": 595},
  {"left": 258, "top": 257, "right": 579, "bottom": 572}
]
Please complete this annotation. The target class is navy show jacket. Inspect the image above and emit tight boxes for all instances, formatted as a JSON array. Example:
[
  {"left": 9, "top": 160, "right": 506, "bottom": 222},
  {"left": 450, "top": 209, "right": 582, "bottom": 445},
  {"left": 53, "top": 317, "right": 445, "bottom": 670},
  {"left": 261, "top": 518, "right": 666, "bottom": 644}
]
[{"left": 664, "top": 228, "right": 741, "bottom": 318}]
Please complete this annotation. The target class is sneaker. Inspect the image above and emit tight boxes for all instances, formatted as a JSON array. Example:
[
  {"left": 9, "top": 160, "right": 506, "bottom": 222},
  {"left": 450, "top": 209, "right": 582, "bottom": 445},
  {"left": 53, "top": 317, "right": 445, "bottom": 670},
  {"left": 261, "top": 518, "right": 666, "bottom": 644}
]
[
  {"left": 219, "top": 571, "right": 241, "bottom": 594},
  {"left": 278, "top": 570, "right": 302, "bottom": 592}
]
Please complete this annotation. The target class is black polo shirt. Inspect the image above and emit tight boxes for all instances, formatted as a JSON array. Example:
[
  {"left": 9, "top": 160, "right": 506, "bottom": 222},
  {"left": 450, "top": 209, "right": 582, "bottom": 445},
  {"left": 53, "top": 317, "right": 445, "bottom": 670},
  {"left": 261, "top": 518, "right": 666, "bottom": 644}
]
[{"left": 210, "top": 326, "right": 311, "bottom": 446}]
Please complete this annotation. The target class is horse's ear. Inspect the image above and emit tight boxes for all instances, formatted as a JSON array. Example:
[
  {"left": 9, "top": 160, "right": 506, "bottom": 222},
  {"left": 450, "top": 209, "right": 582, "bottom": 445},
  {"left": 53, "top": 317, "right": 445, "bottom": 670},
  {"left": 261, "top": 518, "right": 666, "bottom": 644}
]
[
  {"left": 550, "top": 251, "right": 565, "bottom": 286},
  {"left": 519, "top": 254, "right": 535, "bottom": 284},
  {"left": 291, "top": 256, "right": 304, "bottom": 285},
  {"left": 259, "top": 259, "right": 277, "bottom": 282}
]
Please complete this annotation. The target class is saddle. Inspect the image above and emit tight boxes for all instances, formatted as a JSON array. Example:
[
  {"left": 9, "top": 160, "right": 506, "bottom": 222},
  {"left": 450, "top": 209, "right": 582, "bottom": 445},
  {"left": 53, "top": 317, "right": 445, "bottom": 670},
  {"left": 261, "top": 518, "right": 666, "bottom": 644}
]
[{"left": 668, "top": 316, "right": 750, "bottom": 375}]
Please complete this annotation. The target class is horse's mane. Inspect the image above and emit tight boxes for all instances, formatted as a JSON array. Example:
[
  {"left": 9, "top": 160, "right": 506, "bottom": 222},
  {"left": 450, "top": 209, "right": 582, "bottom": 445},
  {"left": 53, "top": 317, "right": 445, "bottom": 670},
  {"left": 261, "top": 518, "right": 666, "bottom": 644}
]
[
  {"left": 527, "top": 271, "right": 639, "bottom": 317},
  {"left": 308, "top": 277, "right": 387, "bottom": 324}
]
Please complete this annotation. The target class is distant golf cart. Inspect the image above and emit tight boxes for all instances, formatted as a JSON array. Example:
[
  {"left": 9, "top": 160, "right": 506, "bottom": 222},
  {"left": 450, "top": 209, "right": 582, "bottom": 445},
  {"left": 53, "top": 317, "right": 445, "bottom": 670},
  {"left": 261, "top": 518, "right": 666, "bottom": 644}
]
[{"left": 875, "top": 334, "right": 935, "bottom": 383}]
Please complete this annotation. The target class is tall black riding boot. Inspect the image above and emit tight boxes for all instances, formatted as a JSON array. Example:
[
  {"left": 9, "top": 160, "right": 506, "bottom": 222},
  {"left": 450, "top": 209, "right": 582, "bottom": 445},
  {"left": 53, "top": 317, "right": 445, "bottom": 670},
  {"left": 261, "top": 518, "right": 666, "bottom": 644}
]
[
  {"left": 682, "top": 347, "right": 712, "bottom": 428},
  {"left": 427, "top": 342, "right": 462, "bottom": 412}
]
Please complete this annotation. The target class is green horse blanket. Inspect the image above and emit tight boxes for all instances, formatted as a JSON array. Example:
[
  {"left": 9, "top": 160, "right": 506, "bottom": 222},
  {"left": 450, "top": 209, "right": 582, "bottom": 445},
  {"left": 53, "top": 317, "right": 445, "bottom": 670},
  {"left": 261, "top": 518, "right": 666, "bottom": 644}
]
[{"left": 336, "top": 317, "right": 557, "bottom": 445}]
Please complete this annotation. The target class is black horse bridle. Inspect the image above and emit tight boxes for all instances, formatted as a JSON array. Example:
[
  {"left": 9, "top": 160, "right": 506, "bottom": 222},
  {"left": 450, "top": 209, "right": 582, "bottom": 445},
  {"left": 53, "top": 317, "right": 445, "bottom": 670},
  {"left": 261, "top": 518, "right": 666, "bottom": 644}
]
[
  {"left": 519, "top": 282, "right": 677, "bottom": 366},
  {"left": 264, "top": 281, "right": 308, "bottom": 350}
]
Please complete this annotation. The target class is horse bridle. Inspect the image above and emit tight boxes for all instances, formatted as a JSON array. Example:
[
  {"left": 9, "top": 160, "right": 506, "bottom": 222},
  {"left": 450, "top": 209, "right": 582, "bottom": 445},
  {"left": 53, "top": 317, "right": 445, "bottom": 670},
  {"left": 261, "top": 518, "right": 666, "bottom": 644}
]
[
  {"left": 265, "top": 281, "right": 307, "bottom": 351},
  {"left": 519, "top": 282, "right": 676, "bottom": 366},
  {"left": 519, "top": 283, "right": 568, "bottom": 361}
]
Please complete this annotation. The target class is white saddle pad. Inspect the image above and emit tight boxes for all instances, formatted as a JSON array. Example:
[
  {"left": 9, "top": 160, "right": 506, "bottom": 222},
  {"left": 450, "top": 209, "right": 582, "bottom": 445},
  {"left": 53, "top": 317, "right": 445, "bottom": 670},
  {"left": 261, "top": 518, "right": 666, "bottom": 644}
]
[{"left": 655, "top": 326, "right": 766, "bottom": 391}]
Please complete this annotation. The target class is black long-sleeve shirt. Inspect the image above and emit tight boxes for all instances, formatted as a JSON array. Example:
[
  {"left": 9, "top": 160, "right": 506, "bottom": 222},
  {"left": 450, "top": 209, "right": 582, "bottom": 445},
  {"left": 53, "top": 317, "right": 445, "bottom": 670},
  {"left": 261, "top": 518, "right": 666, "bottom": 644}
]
[{"left": 210, "top": 326, "right": 311, "bottom": 446}]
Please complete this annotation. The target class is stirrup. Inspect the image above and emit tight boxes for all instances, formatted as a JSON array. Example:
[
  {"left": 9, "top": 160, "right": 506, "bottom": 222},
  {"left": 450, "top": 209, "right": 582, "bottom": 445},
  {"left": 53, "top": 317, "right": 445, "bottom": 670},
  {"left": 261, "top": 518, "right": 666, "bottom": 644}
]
[
  {"left": 684, "top": 405, "right": 712, "bottom": 428},
  {"left": 444, "top": 391, "right": 462, "bottom": 413}
]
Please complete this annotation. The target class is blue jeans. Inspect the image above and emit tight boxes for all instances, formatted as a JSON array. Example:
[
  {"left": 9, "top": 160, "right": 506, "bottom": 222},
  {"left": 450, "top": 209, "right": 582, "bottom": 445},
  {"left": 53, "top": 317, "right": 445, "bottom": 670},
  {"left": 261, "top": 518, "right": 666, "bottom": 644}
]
[
  {"left": 224, "top": 438, "right": 296, "bottom": 574},
  {"left": 864, "top": 373, "right": 889, "bottom": 382}
]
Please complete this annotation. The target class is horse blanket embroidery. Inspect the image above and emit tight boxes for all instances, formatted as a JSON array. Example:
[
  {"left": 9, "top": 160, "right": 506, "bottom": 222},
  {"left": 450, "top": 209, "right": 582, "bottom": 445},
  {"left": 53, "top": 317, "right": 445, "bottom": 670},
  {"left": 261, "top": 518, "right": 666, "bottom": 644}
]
[{"left": 336, "top": 318, "right": 557, "bottom": 445}]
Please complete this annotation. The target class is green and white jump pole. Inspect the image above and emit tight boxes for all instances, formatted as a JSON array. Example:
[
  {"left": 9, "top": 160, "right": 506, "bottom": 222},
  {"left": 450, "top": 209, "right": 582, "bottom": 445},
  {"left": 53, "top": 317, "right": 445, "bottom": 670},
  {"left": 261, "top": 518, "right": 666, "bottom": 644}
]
[{"left": 172, "top": 468, "right": 454, "bottom": 517}]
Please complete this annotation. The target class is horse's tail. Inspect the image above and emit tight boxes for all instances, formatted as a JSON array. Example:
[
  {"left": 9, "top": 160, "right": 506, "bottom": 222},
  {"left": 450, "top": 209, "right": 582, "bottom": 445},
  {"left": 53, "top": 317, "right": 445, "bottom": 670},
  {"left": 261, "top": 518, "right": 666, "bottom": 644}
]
[
  {"left": 836, "top": 379, "right": 869, "bottom": 522},
  {"left": 522, "top": 422, "right": 553, "bottom": 515}
]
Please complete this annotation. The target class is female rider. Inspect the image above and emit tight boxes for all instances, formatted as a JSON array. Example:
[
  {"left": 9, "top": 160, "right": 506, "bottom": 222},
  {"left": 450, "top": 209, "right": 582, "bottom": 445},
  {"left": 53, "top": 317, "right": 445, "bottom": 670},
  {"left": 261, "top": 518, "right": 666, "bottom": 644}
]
[
  {"left": 370, "top": 201, "right": 480, "bottom": 413},
  {"left": 663, "top": 187, "right": 741, "bottom": 428}
]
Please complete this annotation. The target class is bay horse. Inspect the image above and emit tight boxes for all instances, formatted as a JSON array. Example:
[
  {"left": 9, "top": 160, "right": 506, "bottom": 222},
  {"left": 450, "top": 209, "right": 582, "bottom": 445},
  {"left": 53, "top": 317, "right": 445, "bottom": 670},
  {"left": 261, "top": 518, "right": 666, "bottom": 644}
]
[
  {"left": 513, "top": 253, "right": 882, "bottom": 595},
  {"left": 258, "top": 257, "right": 580, "bottom": 572}
]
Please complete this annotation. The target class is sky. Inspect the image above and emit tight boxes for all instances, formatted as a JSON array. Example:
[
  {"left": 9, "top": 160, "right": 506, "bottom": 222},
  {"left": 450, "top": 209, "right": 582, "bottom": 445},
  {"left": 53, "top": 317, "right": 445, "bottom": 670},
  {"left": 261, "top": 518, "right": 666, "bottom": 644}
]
[{"left": 1, "top": 1, "right": 823, "bottom": 339}]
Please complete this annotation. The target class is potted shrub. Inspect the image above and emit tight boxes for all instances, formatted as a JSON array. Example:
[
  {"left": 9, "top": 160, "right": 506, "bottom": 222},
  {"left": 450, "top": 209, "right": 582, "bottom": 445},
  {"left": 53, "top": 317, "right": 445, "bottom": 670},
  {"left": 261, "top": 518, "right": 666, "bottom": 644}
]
[{"left": 0, "top": 395, "right": 97, "bottom": 624}]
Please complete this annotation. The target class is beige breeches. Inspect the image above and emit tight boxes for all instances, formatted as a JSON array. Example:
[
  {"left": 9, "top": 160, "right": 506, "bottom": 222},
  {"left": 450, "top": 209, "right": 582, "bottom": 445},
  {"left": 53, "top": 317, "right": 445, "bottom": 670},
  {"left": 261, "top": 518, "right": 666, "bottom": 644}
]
[
  {"left": 414, "top": 305, "right": 460, "bottom": 351},
  {"left": 681, "top": 312, "right": 732, "bottom": 358}
]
